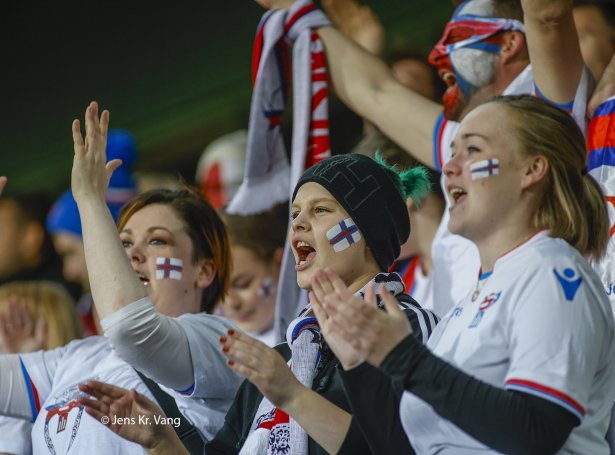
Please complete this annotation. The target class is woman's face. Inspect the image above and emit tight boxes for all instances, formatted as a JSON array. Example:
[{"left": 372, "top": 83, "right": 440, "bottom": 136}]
[
  {"left": 443, "top": 102, "right": 526, "bottom": 242},
  {"left": 291, "top": 182, "right": 377, "bottom": 291},
  {"left": 119, "top": 203, "right": 211, "bottom": 317},
  {"left": 223, "top": 245, "right": 279, "bottom": 335},
  {"left": 52, "top": 232, "right": 89, "bottom": 292}
]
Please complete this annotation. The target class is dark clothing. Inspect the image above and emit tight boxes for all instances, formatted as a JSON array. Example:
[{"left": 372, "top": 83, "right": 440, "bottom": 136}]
[
  {"left": 205, "top": 294, "right": 437, "bottom": 455},
  {"left": 381, "top": 334, "right": 579, "bottom": 454}
]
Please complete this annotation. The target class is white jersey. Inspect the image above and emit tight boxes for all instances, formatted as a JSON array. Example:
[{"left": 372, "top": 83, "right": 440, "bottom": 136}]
[
  {"left": 20, "top": 336, "right": 156, "bottom": 455},
  {"left": 0, "top": 417, "right": 31, "bottom": 455},
  {"left": 430, "top": 65, "right": 593, "bottom": 318},
  {"left": 401, "top": 231, "right": 615, "bottom": 454}
]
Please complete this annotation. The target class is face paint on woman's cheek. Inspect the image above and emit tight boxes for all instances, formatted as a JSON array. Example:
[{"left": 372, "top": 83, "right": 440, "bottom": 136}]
[
  {"left": 326, "top": 218, "right": 362, "bottom": 253},
  {"left": 155, "top": 257, "right": 184, "bottom": 280},
  {"left": 470, "top": 158, "right": 500, "bottom": 180},
  {"left": 257, "top": 277, "right": 275, "bottom": 298}
]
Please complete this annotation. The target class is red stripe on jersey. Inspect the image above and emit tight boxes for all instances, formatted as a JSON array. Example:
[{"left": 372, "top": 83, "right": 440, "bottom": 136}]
[{"left": 505, "top": 378, "right": 585, "bottom": 417}]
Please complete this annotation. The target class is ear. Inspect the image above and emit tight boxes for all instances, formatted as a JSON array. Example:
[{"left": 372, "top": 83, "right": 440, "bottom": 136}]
[
  {"left": 499, "top": 31, "right": 528, "bottom": 64},
  {"left": 520, "top": 155, "right": 549, "bottom": 190},
  {"left": 195, "top": 258, "right": 216, "bottom": 289}
]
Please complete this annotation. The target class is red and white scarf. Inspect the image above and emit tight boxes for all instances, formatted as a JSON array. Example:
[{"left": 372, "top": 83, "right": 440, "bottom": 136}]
[{"left": 226, "top": 0, "right": 331, "bottom": 215}]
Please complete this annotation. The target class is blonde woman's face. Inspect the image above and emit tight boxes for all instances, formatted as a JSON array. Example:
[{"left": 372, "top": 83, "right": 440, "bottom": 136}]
[
  {"left": 222, "top": 246, "right": 279, "bottom": 335},
  {"left": 442, "top": 103, "right": 526, "bottom": 241}
]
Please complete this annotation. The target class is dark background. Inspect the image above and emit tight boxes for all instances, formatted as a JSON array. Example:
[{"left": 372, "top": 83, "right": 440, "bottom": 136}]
[{"left": 0, "top": 0, "right": 450, "bottom": 195}]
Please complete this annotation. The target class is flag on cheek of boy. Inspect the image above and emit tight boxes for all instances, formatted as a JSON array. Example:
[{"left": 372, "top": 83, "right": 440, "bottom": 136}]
[
  {"left": 326, "top": 218, "right": 361, "bottom": 252},
  {"left": 155, "top": 258, "right": 183, "bottom": 281},
  {"left": 587, "top": 96, "right": 615, "bottom": 314}
]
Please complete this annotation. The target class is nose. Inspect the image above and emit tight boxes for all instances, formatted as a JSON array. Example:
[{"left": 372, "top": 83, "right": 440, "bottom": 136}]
[
  {"left": 126, "top": 244, "right": 146, "bottom": 265},
  {"left": 442, "top": 154, "right": 462, "bottom": 179},
  {"left": 291, "top": 211, "right": 310, "bottom": 233}
]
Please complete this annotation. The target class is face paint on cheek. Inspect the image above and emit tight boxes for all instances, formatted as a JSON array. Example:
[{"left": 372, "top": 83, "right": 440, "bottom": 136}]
[
  {"left": 257, "top": 277, "right": 275, "bottom": 298},
  {"left": 450, "top": 47, "right": 498, "bottom": 96},
  {"left": 155, "top": 257, "right": 184, "bottom": 280},
  {"left": 326, "top": 218, "right": 362, "bottom": 253},
  {"left": 470, "top": 158, "right": 500, "bottom": 180}
]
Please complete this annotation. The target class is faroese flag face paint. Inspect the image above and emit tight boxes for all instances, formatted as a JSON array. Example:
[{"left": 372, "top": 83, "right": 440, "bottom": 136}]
[
  {"left": 326, "top": 218, "right": 362, "bottom": 253},
  {"left": 155, "top": 257, "right": 183, "bottom": 280},
  {"left": 470, "top": 158, "right": 500, "bottom": 180}
]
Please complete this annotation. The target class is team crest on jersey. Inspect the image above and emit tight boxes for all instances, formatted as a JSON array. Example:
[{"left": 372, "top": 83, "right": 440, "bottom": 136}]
[
  {"left": 469, "top": 291, "right": 501, "bottom": 328},
  {"left": 553, "top": 267, "right": 582, "bottom": 301},
  {"left": 43, "top": 379, "right": 96, "bottom": 454}
]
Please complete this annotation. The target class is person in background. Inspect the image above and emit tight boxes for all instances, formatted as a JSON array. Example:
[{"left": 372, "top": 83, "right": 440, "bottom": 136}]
[
  {"left": 0, "top": 192, "right": 76, "bottom": 297},
  {"left": 220, "top": 203, "right": 288, "bottom": 346},
  {"left": 0, "top": 280, "right": 82, "bottom": 455}
]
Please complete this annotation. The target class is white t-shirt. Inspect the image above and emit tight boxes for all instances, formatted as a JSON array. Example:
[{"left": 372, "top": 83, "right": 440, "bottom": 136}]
[
  {"left": 0, "top": 417, "right": 31, "bottom": 455},
  {"left": 20, "top": 336, "right": 156, "bottom": 454},
  {"left": 429, "top": 65, "right": 593, "bottom": 318},
  {"left": 401, "top": 231, "right": 615, "bottom": 454}
]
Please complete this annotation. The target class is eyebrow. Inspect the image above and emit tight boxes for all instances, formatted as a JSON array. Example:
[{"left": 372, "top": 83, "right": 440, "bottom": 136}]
[
  {"left": 292, "top": 197, "right": 336, "bottom": 209},
  {"left": 450, "top": 132, "right": 489, "bottom": 149},
  {"left": 120, "top": 226, "right": 175, "bottom": 236}
]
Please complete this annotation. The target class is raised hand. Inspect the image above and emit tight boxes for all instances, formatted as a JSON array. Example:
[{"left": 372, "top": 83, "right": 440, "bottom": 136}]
[
  {"left": 0, "top": 296, "right": 47, "bottom": 353},
  {"left": 220, "top": 329, "right": 304, "bottom": 410},
  {"left": 78, "top": 380, "right": 187, "bottom": 454},
  {"left": 321, "top": 0, "right": 384, "bottom": 55},
  {"left": 310, "top": 269, "right": 366, "bottom": 370},
  {"left": 314, "top": 268, "right": 412, "bottom": 367},
  {"left": 71, "top": 101, "right": 122, "bottom": 204}
]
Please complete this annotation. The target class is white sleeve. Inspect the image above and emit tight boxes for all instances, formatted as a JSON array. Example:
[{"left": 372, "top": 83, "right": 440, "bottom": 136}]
[
  {"left": 101, "top": 297, "right": 242, "bottom": 398},
  {"left": 504, "top": 259, "right": 607, "bottom": 421},
  {"left": 0, "top": 417, "right": 32, "bottom": 455},
  {"left": 173, "top": 313, "right": 243, "bottom": 399},
  {"left": 101, "top": 297, "right": 194, "bottom": 391}
]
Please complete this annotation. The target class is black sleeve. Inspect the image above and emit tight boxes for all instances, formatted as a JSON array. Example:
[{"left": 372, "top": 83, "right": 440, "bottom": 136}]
[
  {"left": 380, "top": 335, "right": 580, "bottom": 455},
  {"left": 337, "top": 362, "right": 415, "bottom": 455}
]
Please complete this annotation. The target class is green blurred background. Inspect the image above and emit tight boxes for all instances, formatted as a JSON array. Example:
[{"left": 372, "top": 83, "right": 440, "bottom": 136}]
[{"left": 0, "top": 0, "right": 451, "bottom": 196}]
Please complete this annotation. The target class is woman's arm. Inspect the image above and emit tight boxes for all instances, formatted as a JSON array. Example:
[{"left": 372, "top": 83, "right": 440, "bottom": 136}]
[
  {"left": 71, "top": 102, "right": 148, "bottom": 320},
  {"left": 381, "top": 335, "right": 578, "bottom": 454}
]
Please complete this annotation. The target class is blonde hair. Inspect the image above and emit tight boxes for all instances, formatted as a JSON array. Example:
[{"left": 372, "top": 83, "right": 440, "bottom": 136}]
[
  {"left": 490, "top": 95, "right": 609, "bottom": 259},
  {"left": 0, "top": 281, "right": 82, "bottom": 349}
]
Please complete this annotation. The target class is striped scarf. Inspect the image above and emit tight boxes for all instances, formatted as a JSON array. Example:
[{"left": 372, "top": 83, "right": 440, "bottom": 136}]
[
  {"left": 226, "top": 0, "right": 331, "bottom": 215},
  {"left": 240, "top": 273, "right": 408, "bottom": 455}
]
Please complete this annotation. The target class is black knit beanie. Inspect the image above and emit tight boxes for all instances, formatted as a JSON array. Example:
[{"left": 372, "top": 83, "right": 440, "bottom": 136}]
[{"left": 292, "top": 153, "right": 430, "bottom": 271}]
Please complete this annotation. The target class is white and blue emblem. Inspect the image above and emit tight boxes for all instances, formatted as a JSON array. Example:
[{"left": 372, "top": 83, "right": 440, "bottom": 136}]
[
  {"left": 553, "top": 267, "right": 583, "bottom": 301},
  {"left": 469, "top": 291, "right": 501, "bottom": 328}
]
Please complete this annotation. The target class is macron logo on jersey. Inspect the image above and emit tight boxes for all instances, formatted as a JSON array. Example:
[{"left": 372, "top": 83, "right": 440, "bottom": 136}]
[{"left": 553, "top": 267, "right": 582, "bottom": 302}]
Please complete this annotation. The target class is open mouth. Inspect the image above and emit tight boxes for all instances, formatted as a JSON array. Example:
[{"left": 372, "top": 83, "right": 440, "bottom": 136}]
[
  {"left": 440, "top": 70, "right": 457, "bottom": 88},
  {"left": 136, "top": 272, "right": 150, "bottom": 286},
  {"left": 293, "top": 240, "right": 316, "bottom": 271},
  {"left": 449, "top": 187, "right": 467, "bottom": 206}
]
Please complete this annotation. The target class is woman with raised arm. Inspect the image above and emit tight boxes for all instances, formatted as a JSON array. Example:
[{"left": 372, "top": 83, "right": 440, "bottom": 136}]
[
  {"left": 79, "top": 152, "right": 439, "bottom": 454},
  {"left": 0, "top": 104, "right": 242, "bottom": 453},
  {"left": 313, "top": 95, "right": 615, "bottom": 454}
]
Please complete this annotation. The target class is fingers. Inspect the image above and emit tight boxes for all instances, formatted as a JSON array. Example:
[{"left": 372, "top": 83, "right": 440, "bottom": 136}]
[
  {"left": 34, "top": 318, "right": 48, "bottom": 348},
  {"left": 365, "top": 281, "right": 376, "bottom": 306},
  {"left": 72, "top": 119, "right": 85, "bottom": 155},
  {"left": 79, "top": 380, "right": 128, "bottom": 401},
  {"left": 379, "top": 288, "right": 404, "bottom": 317},
  {"left": 324, "top": 268, "right": 353, "bottom": 299},
  {"left": 0, "top": 176, "right": 7, "bottom": 196},
  {"left": 100, "top": 109, "right": 110, "bottom": 139}
]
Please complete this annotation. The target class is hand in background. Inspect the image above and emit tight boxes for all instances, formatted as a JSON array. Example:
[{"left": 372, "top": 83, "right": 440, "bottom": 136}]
[
  {"left": 0, "top": 296, "right": 47, "bottom": 353},
  {"left": 322, "top": 0, "right": 385, "bottom": 55}
]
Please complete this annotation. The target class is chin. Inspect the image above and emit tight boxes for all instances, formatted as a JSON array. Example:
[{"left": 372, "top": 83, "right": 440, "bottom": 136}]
[{"left": 296, "top": 270, "right": 313, "bottom": 290}]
